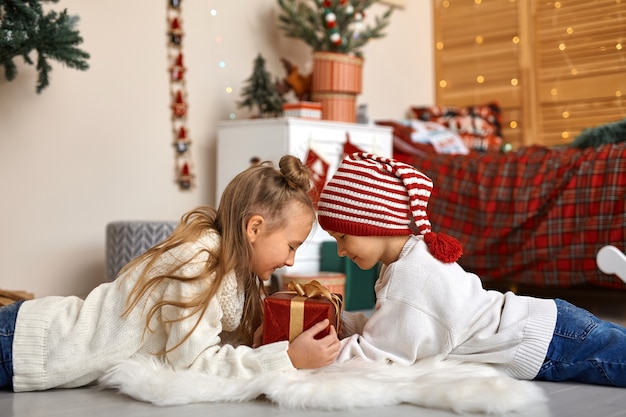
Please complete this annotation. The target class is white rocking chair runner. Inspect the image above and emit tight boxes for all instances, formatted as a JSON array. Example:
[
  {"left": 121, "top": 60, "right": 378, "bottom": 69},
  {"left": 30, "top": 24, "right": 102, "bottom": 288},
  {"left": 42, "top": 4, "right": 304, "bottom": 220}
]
[{"left": 596, "top": 245, "right": 626, "bottom": 283}]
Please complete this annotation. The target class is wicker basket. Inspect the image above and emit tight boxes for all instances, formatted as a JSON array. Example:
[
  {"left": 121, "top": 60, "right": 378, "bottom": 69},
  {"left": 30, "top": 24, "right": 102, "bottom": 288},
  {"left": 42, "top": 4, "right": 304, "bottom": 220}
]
[{"left": 311, "top": 52, "right": 363, "bottom": 123}]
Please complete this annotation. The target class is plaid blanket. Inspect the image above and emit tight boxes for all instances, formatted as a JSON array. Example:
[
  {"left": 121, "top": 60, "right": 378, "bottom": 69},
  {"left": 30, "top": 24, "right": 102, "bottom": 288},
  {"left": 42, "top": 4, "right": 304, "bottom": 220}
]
[{"left": 401, "top": 143, "right": 626, "bottom": 289}]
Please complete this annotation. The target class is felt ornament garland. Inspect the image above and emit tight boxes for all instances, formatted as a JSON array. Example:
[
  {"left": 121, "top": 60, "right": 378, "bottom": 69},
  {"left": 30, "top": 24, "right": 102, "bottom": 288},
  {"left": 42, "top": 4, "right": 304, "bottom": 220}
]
[{"left": 167, "top": 0, "right": 194, "bottom": 190}]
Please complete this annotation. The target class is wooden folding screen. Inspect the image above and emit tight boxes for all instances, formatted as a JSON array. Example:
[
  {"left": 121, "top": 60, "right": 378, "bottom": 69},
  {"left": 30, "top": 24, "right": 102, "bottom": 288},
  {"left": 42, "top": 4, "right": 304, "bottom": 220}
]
[{"left": 433, "top": 0, "right": 625, "bottom": 148}]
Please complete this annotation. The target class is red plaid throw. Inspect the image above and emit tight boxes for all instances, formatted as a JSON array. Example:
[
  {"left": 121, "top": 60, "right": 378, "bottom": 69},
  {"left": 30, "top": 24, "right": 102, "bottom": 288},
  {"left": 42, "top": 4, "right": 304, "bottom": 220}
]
[{"left": 400, "top": 143, "right": 626, "bottom": 289}]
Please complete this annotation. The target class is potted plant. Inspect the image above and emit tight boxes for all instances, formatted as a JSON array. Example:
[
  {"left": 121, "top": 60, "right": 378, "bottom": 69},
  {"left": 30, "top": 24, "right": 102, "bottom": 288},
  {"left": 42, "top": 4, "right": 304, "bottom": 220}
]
[
  {"left": 276, "top": 0, "right": 394, "bottom": 122},
  {"left": 277, "top": 0, "right": 393, "bottom": 58}
]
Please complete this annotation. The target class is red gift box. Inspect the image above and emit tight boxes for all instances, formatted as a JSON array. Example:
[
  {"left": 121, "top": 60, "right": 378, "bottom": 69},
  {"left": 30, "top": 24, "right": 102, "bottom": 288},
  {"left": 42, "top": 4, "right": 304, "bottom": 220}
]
[
  {"left": 281, "top": 272, "right": 345, "bottom": 299},
  {"left": 282, "top": 101, "right": 322, "bottom": 120},
  {"left": 262, "top": 280, "right": 342, "bottom": 345}
]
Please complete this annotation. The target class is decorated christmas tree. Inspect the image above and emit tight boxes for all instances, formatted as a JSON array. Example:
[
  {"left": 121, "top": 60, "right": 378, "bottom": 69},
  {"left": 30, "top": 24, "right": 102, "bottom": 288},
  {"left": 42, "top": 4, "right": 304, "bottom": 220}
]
[
  {"left": 238, "top": 54, "right": 285, "bottom": 118},
  {"left": 0, "top": 0, "right": 90, "bottom": 93},
  {"left": 276, "top": 0, "right": 393, "bottom": 57}
]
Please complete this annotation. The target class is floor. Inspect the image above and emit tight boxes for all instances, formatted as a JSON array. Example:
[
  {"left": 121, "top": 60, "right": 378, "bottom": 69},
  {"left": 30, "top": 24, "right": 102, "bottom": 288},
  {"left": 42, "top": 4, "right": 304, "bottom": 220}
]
[
  {"left": 2, "top": 285, "right": 626, "bottom": 417},
  {"left": 2, "top": 379, "right": 626, "bottom": 417}
]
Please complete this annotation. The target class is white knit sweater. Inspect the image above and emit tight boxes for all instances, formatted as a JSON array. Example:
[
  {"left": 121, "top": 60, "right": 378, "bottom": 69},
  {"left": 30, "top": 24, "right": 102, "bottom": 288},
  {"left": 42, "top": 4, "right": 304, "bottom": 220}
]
[
  {"left": 12, "top": 231, "right": 293, "bottom": 392},
  {"left": 338, "top": 236, "right": 557, "bottom": 380}
]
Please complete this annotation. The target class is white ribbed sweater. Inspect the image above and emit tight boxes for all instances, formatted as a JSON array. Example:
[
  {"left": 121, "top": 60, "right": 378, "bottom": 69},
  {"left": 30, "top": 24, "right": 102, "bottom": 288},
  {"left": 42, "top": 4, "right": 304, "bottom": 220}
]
[
  {"left": 338, "top": 236, "right": 557, "bottom": 380},
  {"left": 12, "top": 231, "right": 293, "bottom": 392}
]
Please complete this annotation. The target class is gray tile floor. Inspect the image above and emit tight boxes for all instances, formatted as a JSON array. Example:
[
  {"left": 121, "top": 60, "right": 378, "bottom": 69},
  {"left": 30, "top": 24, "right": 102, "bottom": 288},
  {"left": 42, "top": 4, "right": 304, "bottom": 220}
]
[{"left": 2, "top": 379, "right": 626, "bottom": 417}]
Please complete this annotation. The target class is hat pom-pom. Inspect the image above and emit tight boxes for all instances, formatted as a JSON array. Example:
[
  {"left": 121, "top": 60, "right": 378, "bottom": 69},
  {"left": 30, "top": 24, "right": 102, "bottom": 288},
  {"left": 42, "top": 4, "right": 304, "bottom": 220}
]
[{"left": 423, "top": 232, "right": 463, "bottom": 263}]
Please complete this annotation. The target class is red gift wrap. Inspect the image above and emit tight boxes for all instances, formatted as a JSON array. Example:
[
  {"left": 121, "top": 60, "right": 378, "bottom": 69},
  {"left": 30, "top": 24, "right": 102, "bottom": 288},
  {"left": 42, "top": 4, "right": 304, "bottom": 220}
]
[{"left": 262, "top": 280, "right": 342, "bottom": 345}]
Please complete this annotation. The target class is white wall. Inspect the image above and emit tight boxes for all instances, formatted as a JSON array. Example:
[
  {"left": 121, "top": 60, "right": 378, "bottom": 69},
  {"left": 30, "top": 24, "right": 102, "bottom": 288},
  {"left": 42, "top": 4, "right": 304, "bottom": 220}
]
[{"left": 0, "top": 0, "right": 433, "bottom": 297}]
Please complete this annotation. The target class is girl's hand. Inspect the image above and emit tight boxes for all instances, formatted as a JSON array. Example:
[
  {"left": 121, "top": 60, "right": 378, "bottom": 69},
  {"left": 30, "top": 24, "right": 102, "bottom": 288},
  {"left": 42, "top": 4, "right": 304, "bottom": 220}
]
[
  {"left": 287, "top": 319, "right": 340, "bottom": 369},
  {"left": 252, "top": 324, "right": 264, "bottom": 348}
]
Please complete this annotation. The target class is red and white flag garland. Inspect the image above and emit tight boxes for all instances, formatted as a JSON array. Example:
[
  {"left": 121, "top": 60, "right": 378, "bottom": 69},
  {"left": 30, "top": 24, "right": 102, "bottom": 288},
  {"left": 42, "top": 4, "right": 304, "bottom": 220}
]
[
  {"left": 304, "top": 144, "right": 330, "bottom": 205},
  {"left": 167, "top": 0, "right": 194, "bottom": 190},
  {"left": 342, "top": 132, "right": 365, "bottom": 157},
  {"left": 304, "top": 132, "right": 365, "bottom": 205}
]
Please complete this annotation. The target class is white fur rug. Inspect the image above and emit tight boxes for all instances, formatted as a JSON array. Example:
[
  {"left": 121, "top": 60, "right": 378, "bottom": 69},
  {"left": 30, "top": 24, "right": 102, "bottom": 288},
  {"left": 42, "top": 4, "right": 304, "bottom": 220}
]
[{"left": 99, "top": 354, "right": 547, "bottom": 414}]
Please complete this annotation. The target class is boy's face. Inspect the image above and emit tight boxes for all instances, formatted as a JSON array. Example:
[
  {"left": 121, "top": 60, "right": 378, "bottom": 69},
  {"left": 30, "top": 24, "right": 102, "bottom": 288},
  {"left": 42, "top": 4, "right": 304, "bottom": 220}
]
[{"left": 325, "top": 230, "right": 407, "bottom": 269}]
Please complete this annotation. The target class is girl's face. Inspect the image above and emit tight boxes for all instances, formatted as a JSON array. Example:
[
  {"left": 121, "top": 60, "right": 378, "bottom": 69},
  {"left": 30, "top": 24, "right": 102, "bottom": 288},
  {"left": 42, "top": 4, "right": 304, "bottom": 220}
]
[
  {"left": 326, "top": 230, "right": 409, "bottom": 269},
  {"left": 247, "top": 201, "right": 314, "bottom": 281}
]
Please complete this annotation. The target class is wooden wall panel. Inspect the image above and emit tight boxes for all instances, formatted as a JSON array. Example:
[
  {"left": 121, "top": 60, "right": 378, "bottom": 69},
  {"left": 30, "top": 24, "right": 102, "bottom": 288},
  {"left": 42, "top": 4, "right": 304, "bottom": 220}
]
[
  {"left": 534, "top": 0, "right": 626, "bottom": 145},
  {"left": 433, "top": 0, "right": 626, "bottom": 148},
  {"left": 433, "top": 0, "right": 525, "bottom": 148}
]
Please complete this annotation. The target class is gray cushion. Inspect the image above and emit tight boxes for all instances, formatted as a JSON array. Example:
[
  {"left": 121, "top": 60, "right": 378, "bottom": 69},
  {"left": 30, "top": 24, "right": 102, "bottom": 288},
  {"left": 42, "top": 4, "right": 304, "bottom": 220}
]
[{"left": 105, "top": 221, "right": 177, "bottom": 280}]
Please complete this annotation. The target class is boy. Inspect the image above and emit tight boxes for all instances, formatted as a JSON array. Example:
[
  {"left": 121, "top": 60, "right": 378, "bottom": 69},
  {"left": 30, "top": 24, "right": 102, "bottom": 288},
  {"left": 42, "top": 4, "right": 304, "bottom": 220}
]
[{"left": 317, "top": 152, "right": 626, "bottom": 387}]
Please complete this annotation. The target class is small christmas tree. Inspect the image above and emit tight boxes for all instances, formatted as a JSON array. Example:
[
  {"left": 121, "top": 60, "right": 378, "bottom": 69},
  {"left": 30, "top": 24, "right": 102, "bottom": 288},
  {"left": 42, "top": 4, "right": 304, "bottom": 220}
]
[
  {"left": 0, "top": 0, "right": 90, "bottom": 93},
  {"left": 237, "top": 54, "right": 285, "bottom": 118}
]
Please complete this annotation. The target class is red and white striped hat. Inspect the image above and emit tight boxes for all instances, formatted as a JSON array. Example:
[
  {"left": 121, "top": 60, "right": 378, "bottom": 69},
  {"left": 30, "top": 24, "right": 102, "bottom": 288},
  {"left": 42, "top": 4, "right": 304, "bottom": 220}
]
[{"left": 317, "top": 152, "right": 462, "bottom": 263}]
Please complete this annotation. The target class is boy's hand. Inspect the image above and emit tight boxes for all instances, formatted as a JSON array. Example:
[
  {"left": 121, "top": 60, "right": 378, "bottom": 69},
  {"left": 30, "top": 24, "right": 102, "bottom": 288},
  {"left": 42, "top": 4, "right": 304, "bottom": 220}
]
[{"left": 287, "top": 319, "right": 340, "bottom": 369}]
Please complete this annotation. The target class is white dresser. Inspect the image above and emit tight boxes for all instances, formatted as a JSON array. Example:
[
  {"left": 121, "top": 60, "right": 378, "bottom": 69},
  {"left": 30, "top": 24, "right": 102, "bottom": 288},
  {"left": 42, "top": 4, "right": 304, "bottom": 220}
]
[{"left": 216, "top": 117, "right": 393, "bottom": 276}]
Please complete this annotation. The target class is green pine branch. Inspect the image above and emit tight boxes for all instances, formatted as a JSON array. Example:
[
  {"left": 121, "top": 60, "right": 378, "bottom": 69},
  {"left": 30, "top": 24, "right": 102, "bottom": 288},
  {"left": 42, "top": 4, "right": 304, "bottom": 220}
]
[
  {"left": 276, "top": 0, "right": 393, "bottom": 57},
  {"left": 1, "top": 0, "right": 90, "bottom": 93},
  {"left": 277, "top": 0, "right": 325, "bottom": 51},
  {"left": 342, "top": 7, "right": 392, "bottom": 53}
]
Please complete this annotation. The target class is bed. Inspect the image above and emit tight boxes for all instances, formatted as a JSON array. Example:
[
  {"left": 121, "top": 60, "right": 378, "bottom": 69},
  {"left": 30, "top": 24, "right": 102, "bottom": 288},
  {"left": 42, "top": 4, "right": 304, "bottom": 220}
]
[{"left": 375, "top": 107, "right": 626, "bottom": 290}]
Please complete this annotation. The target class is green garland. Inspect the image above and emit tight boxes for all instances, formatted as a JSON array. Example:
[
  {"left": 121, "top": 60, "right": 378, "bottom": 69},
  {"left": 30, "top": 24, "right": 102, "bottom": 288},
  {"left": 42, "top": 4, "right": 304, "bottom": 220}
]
[
  {"left": 277, "top": 0, "right": 393, "bottom": 57},
  {"left": 0, "top": 0, "right": 89, "bottom": 93}
]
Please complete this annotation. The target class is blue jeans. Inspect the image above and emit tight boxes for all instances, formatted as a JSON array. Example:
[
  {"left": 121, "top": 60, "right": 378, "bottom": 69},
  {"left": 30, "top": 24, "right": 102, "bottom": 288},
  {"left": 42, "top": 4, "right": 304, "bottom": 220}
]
[
  {"left": 534, "top": 299, "right": 626, "bottom": 387},
  {"left": 0, "top": 300, "right": 23, "bottom": 391}
]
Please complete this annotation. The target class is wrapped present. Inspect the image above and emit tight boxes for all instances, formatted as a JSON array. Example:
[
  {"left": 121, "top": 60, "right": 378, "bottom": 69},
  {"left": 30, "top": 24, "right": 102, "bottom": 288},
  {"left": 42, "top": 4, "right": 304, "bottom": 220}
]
[
  {"left": 281, "top": 272, "right": 345, "bottom": 299},
  {"left": 282, "top": 101, "right": 322, "bottom": 119},
  {"left": 262, "top": 280, "right": 342, "bottom": 345}
]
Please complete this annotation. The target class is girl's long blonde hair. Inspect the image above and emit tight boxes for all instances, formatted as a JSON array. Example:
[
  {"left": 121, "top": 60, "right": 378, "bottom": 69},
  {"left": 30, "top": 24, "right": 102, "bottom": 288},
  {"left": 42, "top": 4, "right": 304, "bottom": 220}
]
[{"left": 121, "top": 155, "right": 314, "bottom": 348}]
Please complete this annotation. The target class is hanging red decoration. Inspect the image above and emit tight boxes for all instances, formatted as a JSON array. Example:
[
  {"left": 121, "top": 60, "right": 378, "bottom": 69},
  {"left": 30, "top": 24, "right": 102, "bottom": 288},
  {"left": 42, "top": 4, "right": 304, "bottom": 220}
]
[
  {"left": 169, "top": 17, "right": 183, "bottom": 45},
  {"left": 171, "top": 90, "right": 187, "bottom": 118},
  {"left": 175, "top": 126, "right": 190, "bottom": 154},
  {"left": 167, "top": 0, "right": 194, "bottom": 190},
  {"left": 178, "top": 162, "right": 192, "bottom": 190},
  {"left": 170, "top": 52, "right": 186, "bottom": 81}
]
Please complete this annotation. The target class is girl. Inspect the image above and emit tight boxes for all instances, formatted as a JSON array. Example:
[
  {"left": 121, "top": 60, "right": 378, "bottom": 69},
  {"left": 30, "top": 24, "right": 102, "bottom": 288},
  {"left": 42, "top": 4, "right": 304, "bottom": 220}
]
[
  {"left": 317, "top": 151, "right": 626, "bottom": 387},
  {"left": 0, "top": 155, "right": 340, "bottom": 392}
]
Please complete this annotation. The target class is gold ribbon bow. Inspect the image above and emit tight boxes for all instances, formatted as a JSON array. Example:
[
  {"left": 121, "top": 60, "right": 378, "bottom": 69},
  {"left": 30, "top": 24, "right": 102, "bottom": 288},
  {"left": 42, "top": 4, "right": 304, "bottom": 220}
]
[{"left": 285, "top": 280, "right": 343, "bottom": 342}]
